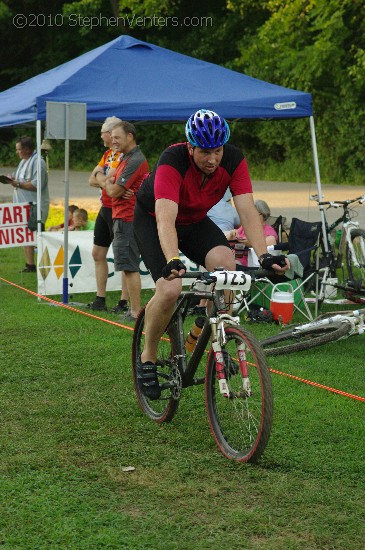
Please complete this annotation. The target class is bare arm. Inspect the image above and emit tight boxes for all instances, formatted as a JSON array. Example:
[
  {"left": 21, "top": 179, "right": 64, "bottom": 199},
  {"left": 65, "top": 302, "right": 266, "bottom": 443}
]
[
  {"left": 155, "top": 198, "right": 180, "bottom": 261},
  {"left": 10, "top": 178, "right": 36, "bottom": 192},
  {"left": 88, "top": 164, "right": 103, "bottom": 188},
  {"left": 105, "top": 176, "right": 133, "bottom": 199},
  {"left": 89, "top": 166, "right": 117, "bottom": 189},
  {"left": 234, "top": 193, "right": 289, "bottom": 273},
  {"left": 233, "top": 194, "right": 268, "bottom": 257}
]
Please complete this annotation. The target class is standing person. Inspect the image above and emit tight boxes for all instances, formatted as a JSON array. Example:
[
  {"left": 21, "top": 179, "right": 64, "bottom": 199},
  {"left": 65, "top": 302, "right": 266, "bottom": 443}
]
[
  {"left": 133, "top": 109, "right": 289, "bottom": 399},
  {"left": 207, "top": 188, "right": 240, "bottom": 238},
  {"left": 87, "top": 117, "right": 129, "bottom": 312},
  {"left": 9, "top": 136, "right": 49, "bottom": 272},
  {"left": 105, "top": 121, "right": 149, "bottom": 322}
]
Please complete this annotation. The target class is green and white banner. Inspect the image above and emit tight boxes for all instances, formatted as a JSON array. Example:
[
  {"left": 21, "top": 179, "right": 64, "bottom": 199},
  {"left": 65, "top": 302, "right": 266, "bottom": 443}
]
[{"left": 37, "top": 231, "right": 200, "bottom": 296}]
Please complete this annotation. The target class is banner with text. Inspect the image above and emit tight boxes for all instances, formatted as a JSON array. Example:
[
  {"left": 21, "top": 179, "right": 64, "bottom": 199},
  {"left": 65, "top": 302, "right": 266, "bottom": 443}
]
[
  {"left": 0, "top": 202, "right": 36, "bottom": 248},
  {"left": 37, "top": 231, "right": 200, "bottom": 296}
]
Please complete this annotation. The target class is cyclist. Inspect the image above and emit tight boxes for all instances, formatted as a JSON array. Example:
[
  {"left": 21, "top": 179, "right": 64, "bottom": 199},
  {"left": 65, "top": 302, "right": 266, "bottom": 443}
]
[{"left": 134, "top": 109, "right": 289, "bottom": 399}]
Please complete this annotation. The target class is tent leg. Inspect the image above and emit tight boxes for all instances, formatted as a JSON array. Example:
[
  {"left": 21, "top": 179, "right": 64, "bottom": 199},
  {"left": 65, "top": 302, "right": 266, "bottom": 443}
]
[
  {"left": 36, "top": 120, "right": 42, "bottom": 302},
  {"left": 310, "top": 116, "right": 328, "bottom": 251},
  {"left": 310, "top": 116, "right": 328, "bottom": 316}
]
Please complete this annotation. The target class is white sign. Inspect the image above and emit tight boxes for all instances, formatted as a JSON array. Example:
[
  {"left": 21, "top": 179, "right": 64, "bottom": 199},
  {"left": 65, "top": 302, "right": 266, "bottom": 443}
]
[
  {"left": 0, "top": 202, "right": 36, "bottom": 248},
  {"left": 45, "top": 102, "right": 87, "bottom": 140},
  {"left": 274, "top": 101, "right": 297, "bottom": 111},
  {"left": 37, "top": 231, "right": 200, "bottom": 296}
]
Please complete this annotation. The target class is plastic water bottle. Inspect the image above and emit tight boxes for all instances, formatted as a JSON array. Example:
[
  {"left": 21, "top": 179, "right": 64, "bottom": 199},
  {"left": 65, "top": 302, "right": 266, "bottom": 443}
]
[{"left": 185, "top": 316, "right": 205, "bottom": 352}]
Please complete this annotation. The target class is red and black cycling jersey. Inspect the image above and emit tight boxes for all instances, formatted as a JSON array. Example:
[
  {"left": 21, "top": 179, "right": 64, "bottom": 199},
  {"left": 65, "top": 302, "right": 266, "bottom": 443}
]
[{"left": 136, "top": 142, "right": 252, "bottom": 225}]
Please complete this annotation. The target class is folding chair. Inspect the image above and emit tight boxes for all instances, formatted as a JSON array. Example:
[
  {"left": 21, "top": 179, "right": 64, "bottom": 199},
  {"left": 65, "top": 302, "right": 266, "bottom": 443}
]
[
  {"left": 234, "top": 218, "right": 322, "bottom": 321},
  {"left": 266, "top": 214, "right": 288, "bottom": 242}
]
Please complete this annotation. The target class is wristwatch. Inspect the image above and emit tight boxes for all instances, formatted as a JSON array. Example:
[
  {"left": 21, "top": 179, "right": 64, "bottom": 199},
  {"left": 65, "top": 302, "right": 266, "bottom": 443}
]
[{"left": 16, "top": 181, "right": 21, "bottom": 188}]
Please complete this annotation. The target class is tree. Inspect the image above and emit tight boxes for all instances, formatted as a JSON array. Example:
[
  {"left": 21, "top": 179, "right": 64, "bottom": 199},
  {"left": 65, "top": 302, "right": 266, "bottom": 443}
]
[{"left": 229, "top": 0, "right": 365, "bottom": 181}]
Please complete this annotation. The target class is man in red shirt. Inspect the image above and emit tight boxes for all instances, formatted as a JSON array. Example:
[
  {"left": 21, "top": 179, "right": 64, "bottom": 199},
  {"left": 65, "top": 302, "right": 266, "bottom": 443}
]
[
  {"left": 105, "top": 121, "right": 149, "bottom": 321},
  {"left": 134, "top": 109, "right": 289, "bottom": 399},
  {"left": 87, "top": 117, "right": 129, "bottom": 312}
]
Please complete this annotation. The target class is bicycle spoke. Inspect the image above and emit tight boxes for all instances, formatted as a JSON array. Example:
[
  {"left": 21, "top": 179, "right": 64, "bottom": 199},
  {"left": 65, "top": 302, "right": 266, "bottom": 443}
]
[
  {"left": 205, "top": 326, "right": 273, "bottom": 463},
  {"left": 132, "top": 308, "right": 180, "bottom": 423}
]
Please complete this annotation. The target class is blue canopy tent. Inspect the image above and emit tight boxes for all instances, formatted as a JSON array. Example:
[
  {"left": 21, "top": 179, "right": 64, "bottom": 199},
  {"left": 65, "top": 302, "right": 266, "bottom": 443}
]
[
  {"left": 0, "top": 32, "right": 324, "bottom": 212},
  {"left": 0, "top": 35, "right": 313, "bottom": 124},
  {"left": 0, "top": 35, "right": 326, "bottom": 300}
]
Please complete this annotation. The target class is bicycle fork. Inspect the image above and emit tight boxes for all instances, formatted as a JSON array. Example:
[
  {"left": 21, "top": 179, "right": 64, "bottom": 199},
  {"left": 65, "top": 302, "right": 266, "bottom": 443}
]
[{"left": 210, "top": 316, "right": 252, "bottom": 398}]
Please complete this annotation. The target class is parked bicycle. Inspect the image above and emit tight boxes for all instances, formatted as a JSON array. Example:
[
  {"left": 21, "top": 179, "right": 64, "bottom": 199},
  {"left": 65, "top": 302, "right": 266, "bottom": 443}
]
[
  {"left": 261, "top": 308, "right": 365, "bottom": 356},
  {"left": 310, "top": 194, "right": 365, "bottom": 299},
  {"left": 132, "top": 268, "right": 274, "bottom": 463},
  {"left": 343, "top": 281, "right": 365, "bottom": 305}
]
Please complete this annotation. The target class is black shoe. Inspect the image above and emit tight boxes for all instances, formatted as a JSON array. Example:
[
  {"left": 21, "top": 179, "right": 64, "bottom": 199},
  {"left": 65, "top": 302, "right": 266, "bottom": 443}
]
[
  {"left": 111, "top": 300, "right": 129, "bottom": 313},
  {"left": 136, "top": 356, "right": 161, "bottom": 400},
  {"left": 86, "top": 300, "right": 107, "bottom": 311},
  {"left": 20, "top": 264, "right": 36, "bottom": 273}
]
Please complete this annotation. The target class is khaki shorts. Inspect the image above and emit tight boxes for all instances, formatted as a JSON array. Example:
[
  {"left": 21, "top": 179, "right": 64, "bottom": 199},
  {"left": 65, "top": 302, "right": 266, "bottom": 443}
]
[{"left": 112, "top": 219, "right": 140, "bottom": 272}]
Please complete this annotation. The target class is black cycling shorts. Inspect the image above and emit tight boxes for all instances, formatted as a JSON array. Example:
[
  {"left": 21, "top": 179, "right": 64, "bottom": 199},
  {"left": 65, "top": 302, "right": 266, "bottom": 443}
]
[
  {"left": 93, "top": 206, "right": 113, "bottom": 248},
  {"left": 134, "top": 201, "right": 231, "bottom": 282}
]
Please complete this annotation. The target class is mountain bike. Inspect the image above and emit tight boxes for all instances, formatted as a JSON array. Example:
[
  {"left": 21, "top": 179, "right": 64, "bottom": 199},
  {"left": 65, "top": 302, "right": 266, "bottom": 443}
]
[
  {"left": 261, "top": 308, "right": 365, "bottom": 356},
  {"left": 310, "top": 194, "right": 365, "bottom": 299},
  {"left": 132, "top": 269, "right": 274, "bottom": 463}
]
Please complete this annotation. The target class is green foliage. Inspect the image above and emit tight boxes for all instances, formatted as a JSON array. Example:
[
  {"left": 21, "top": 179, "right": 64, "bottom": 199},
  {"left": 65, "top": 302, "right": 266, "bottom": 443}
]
[
  {"left": 0, "top": 0, "right": 364, "bottom": 183},
  {"left": 230, "top": 0, "right": 365, "bottom": 183}
]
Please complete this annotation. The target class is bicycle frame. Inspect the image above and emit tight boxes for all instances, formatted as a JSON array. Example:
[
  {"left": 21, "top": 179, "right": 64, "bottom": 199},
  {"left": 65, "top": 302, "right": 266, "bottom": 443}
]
[
  {"left": 293, "top": 309, "right": 365, "bottom": 337},
  {"left": 132, "top": 268, "right": 274, "bottom": 462},
  {"left": 310, "top": 195, "right": 365, "bottom": 302},
  {"left": 168, "top": 285, "right": 243, "bottom": 394}
]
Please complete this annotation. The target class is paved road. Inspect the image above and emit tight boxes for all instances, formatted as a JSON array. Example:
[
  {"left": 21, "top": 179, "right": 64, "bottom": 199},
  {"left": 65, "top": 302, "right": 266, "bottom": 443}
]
[{"left": 1, "top": 166, "right": 364, "bottom": 228}]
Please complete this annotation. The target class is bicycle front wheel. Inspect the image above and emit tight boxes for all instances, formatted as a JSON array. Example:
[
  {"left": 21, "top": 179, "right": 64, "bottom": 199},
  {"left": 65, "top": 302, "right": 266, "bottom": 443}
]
[
  {"left": 261, "top": 321, "right": 350, "bottom": 356},
  {"left": 132, "top": 307, "right": 180, "bottom": 423},
  {"left": 205, "top": 326, "right": 273, "bottom": 463},
  {"left": 346, "top": 228, "right": 365, "bottom": 289}
]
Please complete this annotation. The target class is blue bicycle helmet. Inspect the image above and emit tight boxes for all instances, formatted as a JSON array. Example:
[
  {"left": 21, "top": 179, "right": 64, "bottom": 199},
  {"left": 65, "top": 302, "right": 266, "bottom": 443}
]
[{"left": 185, "top": 109, "right": 230, "bottom": 148}]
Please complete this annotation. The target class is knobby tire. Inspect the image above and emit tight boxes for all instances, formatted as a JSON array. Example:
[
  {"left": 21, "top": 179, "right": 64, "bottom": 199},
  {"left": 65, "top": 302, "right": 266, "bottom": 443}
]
[
  {"left": 261, "top": 321, "right": 350, "bottom": 356},
  {"left": 132, "top": 307, "right": 180, "bottom": 423},
  {"left": 346, "top": 228, "right": 365, "bottom": 290},
  {"left": 205, "top": 326, "right": 273, "bottom": 463}
]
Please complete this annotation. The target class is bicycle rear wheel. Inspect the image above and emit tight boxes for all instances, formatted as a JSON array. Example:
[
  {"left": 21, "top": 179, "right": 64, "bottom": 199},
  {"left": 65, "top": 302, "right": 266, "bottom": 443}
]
[
  {"left": 346, "top": 228, "right": 365, "bottom": 290},
  {"left": 205, "top": 326, "right": 273, "bottom": 463},
  {"left": 132, "top": 307, "right": 180, "bottom": 423},
  {"left": 261, "top": 321, "right": 350, "bottom": 356}
]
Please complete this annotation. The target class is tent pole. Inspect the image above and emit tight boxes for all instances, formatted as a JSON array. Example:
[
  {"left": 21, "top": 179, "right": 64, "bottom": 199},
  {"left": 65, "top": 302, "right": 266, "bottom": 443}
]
[
  {"left": 36, "top": 120, "right": 42, "bottom": 302},
  {"left": 310, "top": 115, "right": 328, "bottom": 317},
  {"left": 310, "top": 116, "right": 328, "bottom": 252},
  {"left": 36, "top": 120, "right": 42, "bottom": 231},
  {"left": 62, "top": 105, "right": 70, "bottom": 304}
]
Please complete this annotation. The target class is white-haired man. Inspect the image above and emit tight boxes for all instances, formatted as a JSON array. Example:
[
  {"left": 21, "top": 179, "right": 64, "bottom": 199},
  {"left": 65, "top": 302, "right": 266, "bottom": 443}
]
[{"left": 87, "top": 117, "right": 129, "bottom": 312}]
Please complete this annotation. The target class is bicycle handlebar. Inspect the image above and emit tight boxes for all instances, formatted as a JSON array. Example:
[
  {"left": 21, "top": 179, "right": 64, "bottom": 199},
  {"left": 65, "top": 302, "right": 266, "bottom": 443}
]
[
  {"left": 180, "top": 268, "right": 274, "bottom": 286},
  {"left": 309, "top": 194, "right": 365, "bottom": 207}
]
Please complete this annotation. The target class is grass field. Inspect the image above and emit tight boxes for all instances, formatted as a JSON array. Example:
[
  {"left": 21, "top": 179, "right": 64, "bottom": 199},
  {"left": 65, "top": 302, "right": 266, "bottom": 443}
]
[{"left": 1, "top": 245, "right": 364, "bottom": 549}]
